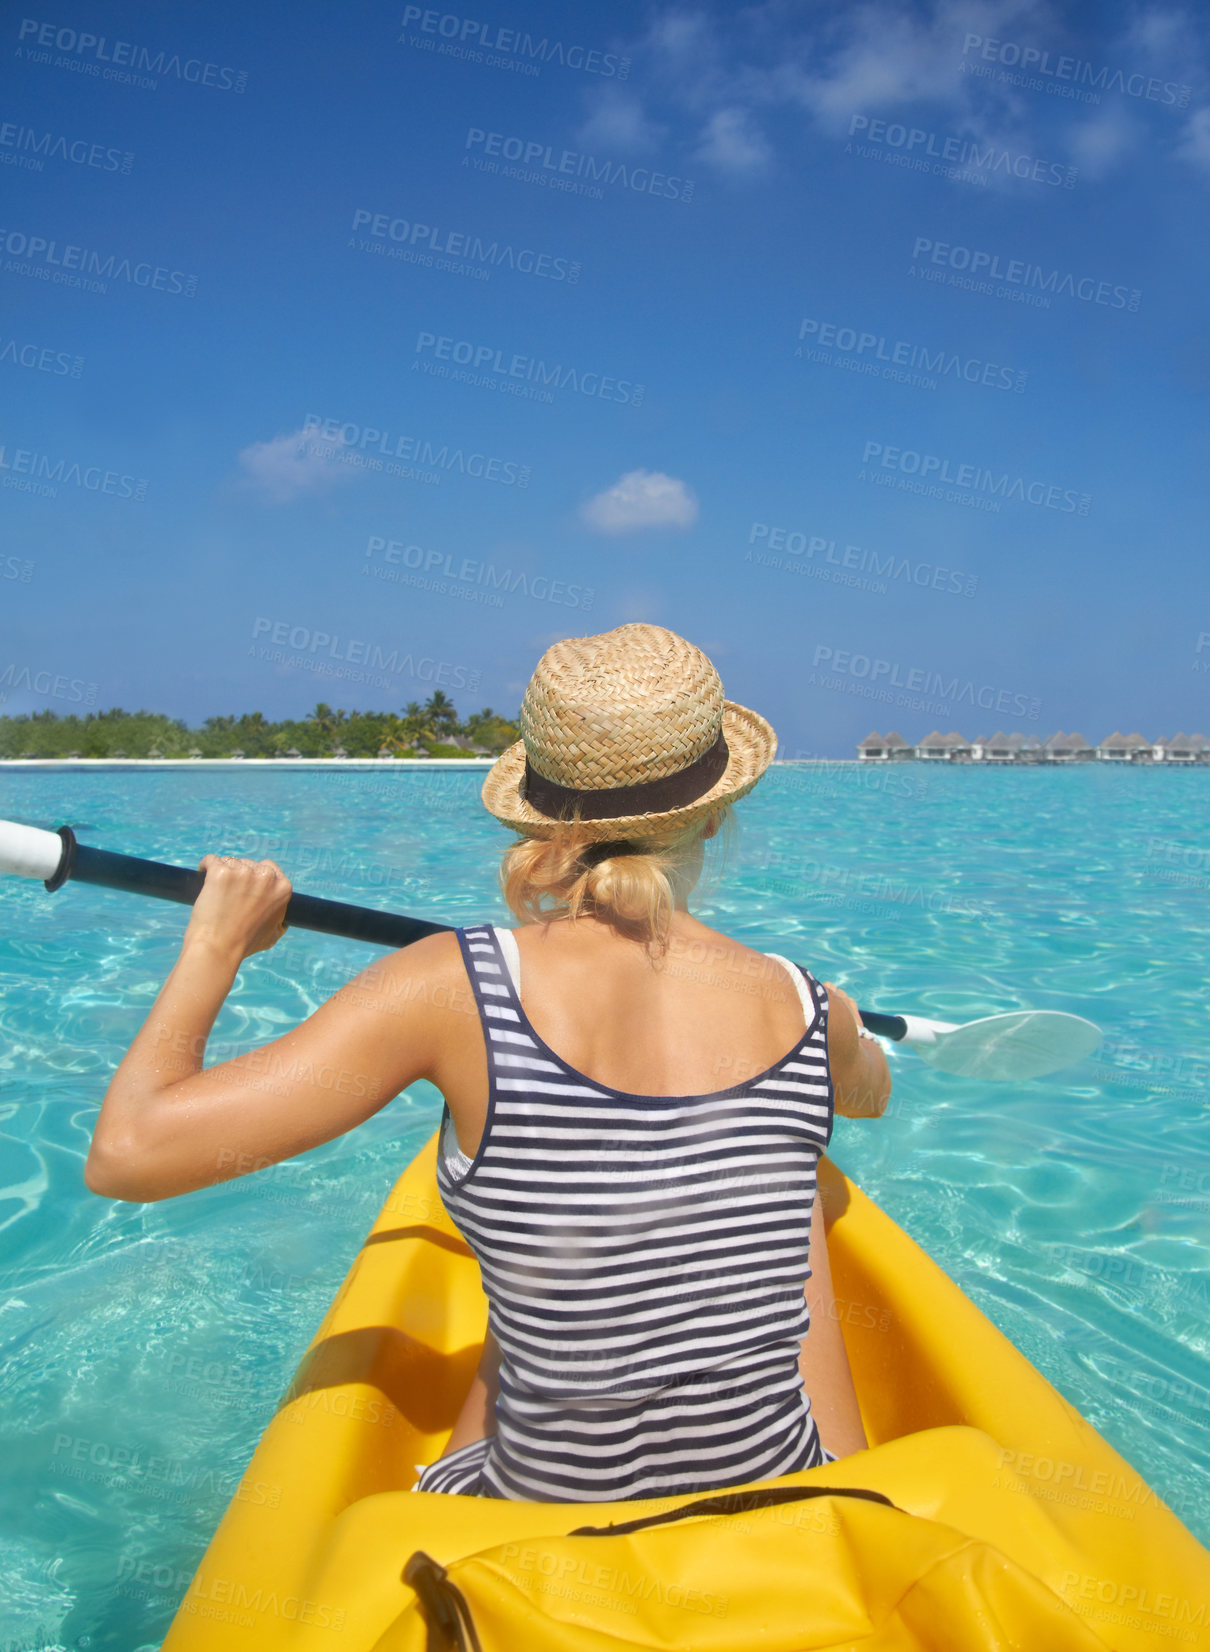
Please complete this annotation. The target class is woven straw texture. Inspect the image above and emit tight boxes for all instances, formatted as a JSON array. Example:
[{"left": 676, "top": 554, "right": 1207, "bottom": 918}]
[{"left": 481, "top": 623, "right": 776, "bottom": 840}]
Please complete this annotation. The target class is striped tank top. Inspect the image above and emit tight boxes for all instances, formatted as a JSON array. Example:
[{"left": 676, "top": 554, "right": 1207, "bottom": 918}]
[{"left": 417, "top": 922, "right": 835, "bottom": 1503}]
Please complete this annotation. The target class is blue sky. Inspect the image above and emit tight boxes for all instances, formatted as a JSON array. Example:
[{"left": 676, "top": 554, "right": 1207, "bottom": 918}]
[{"left": 2, "top": 0, "right": 1208, "bottom": 755}]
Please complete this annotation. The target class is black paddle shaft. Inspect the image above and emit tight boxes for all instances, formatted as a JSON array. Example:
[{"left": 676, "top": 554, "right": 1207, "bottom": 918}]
[
  {"left": 43, "top": 825, "right": 902, "bottom": 1033},
  {"left": 856, "top": 1011, "right": 908, "bottom": 1042},
  {"left": 45, "top": 826, "right": 452, "bottom": 950}
]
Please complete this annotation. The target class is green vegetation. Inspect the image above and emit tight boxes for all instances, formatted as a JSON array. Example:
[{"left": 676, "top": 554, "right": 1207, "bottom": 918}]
[{"left": 0, "top": 698, "right": 520, "bottom": 760}]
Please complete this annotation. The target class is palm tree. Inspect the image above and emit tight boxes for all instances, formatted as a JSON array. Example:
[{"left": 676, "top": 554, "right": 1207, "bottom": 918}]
[
  {"left": 400, "top": 700, "right": 430, "bottom": 746},
  {"left": 310, "top": 703, "right": 347, "bottom": 740},
  {"left": 424, "top": 690, "right": 458, "bottom": 738}
]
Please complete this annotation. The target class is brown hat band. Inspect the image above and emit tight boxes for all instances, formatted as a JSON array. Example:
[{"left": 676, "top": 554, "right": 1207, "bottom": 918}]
[{"left": 522, "top": 730, "right": 730, "bottom": 823}]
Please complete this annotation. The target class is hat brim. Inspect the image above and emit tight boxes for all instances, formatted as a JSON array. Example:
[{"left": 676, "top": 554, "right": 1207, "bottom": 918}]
[{"left": 480, "top": 701, "right": 777, "bottom": 841}]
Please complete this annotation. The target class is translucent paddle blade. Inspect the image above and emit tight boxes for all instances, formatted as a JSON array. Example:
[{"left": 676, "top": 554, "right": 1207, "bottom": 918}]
[{"left": 918, "top": 1011, "right": 1102, "bottom": 1081}]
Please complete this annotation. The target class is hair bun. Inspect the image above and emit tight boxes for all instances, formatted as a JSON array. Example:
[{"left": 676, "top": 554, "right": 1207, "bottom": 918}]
[{"left": 498, "top": 809, "right": 732, "bottom": 952}]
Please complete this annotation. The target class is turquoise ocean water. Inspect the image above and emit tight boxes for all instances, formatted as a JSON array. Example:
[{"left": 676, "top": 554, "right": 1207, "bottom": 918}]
[{"left": 1, "top": 763, "right": 1208, "bottom": 1648}]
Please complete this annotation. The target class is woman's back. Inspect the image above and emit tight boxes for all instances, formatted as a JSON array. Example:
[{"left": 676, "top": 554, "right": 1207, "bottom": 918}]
[
  {"left": 437, "top": 912, "right": 828, "bottom": 1162},
  {"left": 420, "top": 917, "right": 836, "bottom": 1503}
]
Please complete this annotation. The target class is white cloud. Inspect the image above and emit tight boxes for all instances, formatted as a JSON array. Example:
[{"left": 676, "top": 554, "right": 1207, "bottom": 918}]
[
  {"left": 1120, "top": 8, "right": 1190, "bottom": 58},
  {"left": 649, "top": 9, "right": 715, "bottom": 67},
  {"left": 576, "top": 86, "right": 667, "bottom": 153},
  {"left": 778, "top": 5, "right": 975, "bottom": 131},
  {"left": 585, "top": 1, "right": 1210, "bottom": 200},
  {"left": 644, "top": 8, "right": 729, "bottom": 108},
  {"left": 692, "top": 106, "right": 773, "bottom": 173},
  {"left": 235, "top": 425, "right": 358, "bottom": 504},
  {"left": 616, "top": 0, "right": 1069, "bottom": 174},
  {"left": 1176, "top": 106, "right": 1210, "bottom": 170},
  {"left": 579, "top": 470, "right": 699, "bottom": 534},
  {"left": 1066, "top": 109, "right": 1141, "bottom": 178}
]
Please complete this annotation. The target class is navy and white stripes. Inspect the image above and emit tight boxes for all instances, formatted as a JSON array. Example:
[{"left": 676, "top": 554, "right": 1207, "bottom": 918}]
[{"left": 418, "top": 923, "right": 834, "bottom": 1503}]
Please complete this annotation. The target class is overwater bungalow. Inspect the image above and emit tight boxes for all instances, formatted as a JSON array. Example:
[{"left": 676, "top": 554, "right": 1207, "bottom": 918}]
[
  {"left": 1162, "top": 732, "right": 1210, "bottom": 762},
  {"left": 972, "top": 732, "right": 1015, "bottom": 762},
  {"left": 857, "top": 731, "right": 914, "bottom": 761},
  {"left": 1002, "top": 733, "right": 1043, "bottom": 763},
  {"left": 1045, "top": 732, "right": 1095, "bottom": 762},
  {"left": 852, "top": 729, "right": 1206, "bottom": 763},
  {"left": 1098, "top": 732, "right": 1152, "bottom": 762},
  {"left": 915, "top": 730, "right": 968, "bottom": 760}
]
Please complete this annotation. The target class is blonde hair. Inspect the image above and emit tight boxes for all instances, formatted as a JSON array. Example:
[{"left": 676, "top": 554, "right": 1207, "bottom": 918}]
[{"left": 499, "top": 805, "right": 735, "bottom": 954}]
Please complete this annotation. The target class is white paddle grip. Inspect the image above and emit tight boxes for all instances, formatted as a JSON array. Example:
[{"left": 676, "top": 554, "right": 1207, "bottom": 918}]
[{"left": 0, "top": 819, "right": 65, "bottom": 880}]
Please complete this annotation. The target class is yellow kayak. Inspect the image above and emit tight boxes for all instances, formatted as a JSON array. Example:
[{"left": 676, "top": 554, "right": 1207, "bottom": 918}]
[{"left": 162, "top": 1136, "right": 1210, "bottom": 1650}]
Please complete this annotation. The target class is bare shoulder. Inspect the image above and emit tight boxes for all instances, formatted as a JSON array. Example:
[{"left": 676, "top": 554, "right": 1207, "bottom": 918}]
[
  {"left": 332, "top": 929, "right": 470, "bottom": 1023},
  {"left": 663, "top": 919, "right": 783, "bottom": 967},
  {"left": 665, "top": 923, "right": 814, "bottom": 992}
]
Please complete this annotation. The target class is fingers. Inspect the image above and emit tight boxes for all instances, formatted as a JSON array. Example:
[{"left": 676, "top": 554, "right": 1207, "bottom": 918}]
[
  {"left": 194, "top": 855, "right": 293, "bottom": 916},
  {"left": 197, "top": 854, "right": 290, "bottom": 883}
]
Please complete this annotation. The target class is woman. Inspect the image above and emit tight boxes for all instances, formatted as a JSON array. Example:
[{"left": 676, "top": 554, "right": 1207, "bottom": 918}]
[{"left": 86, "top": 623, "right": 891, "bottom": 1503}]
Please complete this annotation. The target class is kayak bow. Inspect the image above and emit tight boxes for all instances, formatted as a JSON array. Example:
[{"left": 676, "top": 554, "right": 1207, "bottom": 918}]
[{"left": 158, "top": 1137, "right": 1210, "bottom": 1650}]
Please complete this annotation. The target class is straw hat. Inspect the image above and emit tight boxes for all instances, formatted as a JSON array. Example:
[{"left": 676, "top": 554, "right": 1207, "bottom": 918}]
[{"left": 481, "top": 623, "right": 777, "bottom": 841}]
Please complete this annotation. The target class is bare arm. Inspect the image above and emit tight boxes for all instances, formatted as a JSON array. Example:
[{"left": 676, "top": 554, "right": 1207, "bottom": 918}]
[
  {"left": 84, "top": 855, "right": 464, "bottom": 1203},
  {"left": 798, "top": 1192, "right": 868, "bottom": 1457},
  {"left": 824, "top": 980, "right": 891, "bottom": 1118}
]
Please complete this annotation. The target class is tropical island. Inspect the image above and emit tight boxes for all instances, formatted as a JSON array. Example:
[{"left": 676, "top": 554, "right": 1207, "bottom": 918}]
[{"left": 0, "top": 696, "right": 520, "bottom": 761}]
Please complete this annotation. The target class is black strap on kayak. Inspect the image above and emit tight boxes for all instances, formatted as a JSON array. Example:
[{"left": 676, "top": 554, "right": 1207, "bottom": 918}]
[
  {"left": 403, "top": 1552, "right": 483, "bottom": 1652},
  {"left": 568, "top": 1481, "right": 899, "bottom": 1537},
  {"left": 403, "top": 1485, "right": 900, "bottom": 1644}
]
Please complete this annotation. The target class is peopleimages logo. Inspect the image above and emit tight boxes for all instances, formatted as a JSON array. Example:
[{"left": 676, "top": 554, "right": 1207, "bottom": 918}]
[
  {"left": 0, "top": 440, "right": 148, "bottom": 501},
  {"left": 16, "top": 18, "right": 249, "bottom": 92},
  {"left": 249, "top": 617, "right": 481, "bottom": 692},
  {"left": 351, "top": 209, "right": 579, "bottom": 282},
  {"left": 400, "top": 8, "right": 630, "bottom": 78},
  {"left": 365, "top": 536, "right": 594, "bottom": 610},
  {"left": 301, "top": 414, "right": 531, "bottom": 487},
  {"left": 796, "top": 317, "right": 1026, "bottom": 394},
  {"left": 0, "top": 661, "right": 98, "bottom": 705},
  {"left": 414, "top": 332, "right": 643, "bottom": 405},
  {"left": 747, "top": 523, "right": 977, "bottom": 598},
  {"left": 961, "top": 33, "right": 1191, "bottom": 109},
  {"left": 861, "top": 441, "right": 1091, "bottom": 514},
  {"left": 464, "top": 128, "right": 694, "bottom": 202},
  {"left": 848, "top": 115, "right": 1076, "bottom": 188},
  {"left": 910, "top": 236, "right": 1140, "bottom": 311},
  {"left": 811, "top": 645, "right": 1040, "bottom": 720},
  {"left": 0, "top": 120, "right": 133, "bottom": 173},
  {"left": 1059, "top": 1572, "right": 1207, "bottom": 1635},
  {"left": 1, "top": 333, "right": 83, "bottom": 376},
  {"left": 0, "top": 226, "right": 198, "bottom": 296}
]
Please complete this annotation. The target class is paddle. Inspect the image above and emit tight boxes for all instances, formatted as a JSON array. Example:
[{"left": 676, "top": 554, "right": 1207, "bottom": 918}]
[{"left": 0, "top": 818, "right": 1102, "bottom": 1081}]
